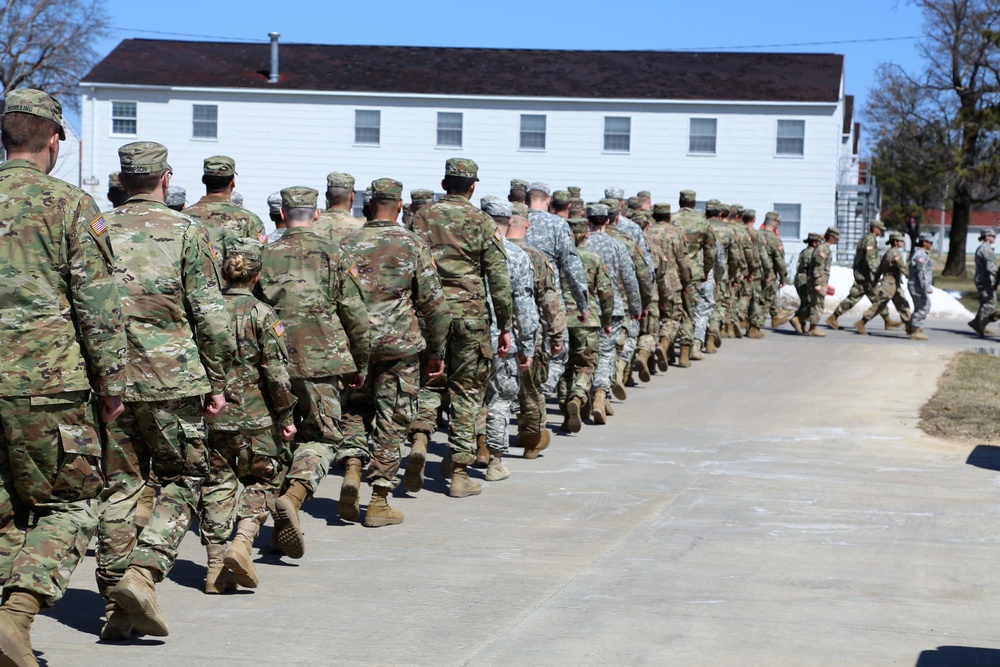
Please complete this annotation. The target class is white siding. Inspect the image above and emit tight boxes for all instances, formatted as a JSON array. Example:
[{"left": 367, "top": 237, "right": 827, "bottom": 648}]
[{"left": 80, "top": 85, "right": 845, "bottom": 252}]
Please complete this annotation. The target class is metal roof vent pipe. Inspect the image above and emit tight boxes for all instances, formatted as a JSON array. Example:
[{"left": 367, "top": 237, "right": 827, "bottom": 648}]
[{"left": 268, "top": 32, "right": 280, "bottom": 83}]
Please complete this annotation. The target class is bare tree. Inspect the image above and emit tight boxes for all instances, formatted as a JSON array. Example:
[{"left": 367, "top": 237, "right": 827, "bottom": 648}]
[
  {"left": 0, "top": 0, "right": 109, "bottom": 109},
  {"left": 865, "top": 0, "right": 1000, "bottom": 277}
]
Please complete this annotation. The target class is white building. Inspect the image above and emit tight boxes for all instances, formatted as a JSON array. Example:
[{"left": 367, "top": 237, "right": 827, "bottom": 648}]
[{"left": 80, "top": 38, "right": 857, "bottom": 250}]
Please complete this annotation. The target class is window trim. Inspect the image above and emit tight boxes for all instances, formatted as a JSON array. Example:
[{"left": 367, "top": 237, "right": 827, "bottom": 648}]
[
  {"left": 354, "top": 109, "right": 381, "bottom": 146},
  {"left": 436, "top": 111, "right": 463, "bottom": 149},
  {"left": 602, "top": 116, "right": 631, "bottom": 153},
  {"left": 775, "top": 119, "right": 806, "bottom": 158},
  {"left": 110, "top": 100, "right": 137, "bottom": 137},
  {"left": 519, "top": 114, "right": 547, "bottom": 151},
  {"left": 773, "top": 202, "right": 802, "bottom": 239},
  {"left": 191, "top": 104, "right": 218, "bottom": 141},
  {"left": 687, "top": 117, "right": 718, "bottom": 156}
]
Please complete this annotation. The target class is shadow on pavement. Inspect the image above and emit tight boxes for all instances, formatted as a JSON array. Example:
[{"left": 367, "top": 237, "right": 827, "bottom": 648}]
[
  {"left": 915, "top": 645, "right": 1000, "bottom": 666},
  {"left": 965, "top": 445, "right": 1000, "bottom": 471},
  {"left": 40, "top": 587, "right": 105, "bottom": 637}
]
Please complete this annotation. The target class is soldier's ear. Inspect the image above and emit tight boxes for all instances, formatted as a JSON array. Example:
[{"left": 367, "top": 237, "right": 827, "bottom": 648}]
[{"left": 312, "top": 208, "right": 320, "bottom": 222}]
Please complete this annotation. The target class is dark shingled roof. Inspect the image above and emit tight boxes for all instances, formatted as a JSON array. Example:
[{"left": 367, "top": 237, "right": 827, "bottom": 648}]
[{"left": 83, "top": 39, "right": 844, "bottom": 104}]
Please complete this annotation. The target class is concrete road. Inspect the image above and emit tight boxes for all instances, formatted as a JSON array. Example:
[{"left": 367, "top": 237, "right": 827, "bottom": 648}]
[{"left": 30, "top": 319, "right": 1000, "bottom": 666}]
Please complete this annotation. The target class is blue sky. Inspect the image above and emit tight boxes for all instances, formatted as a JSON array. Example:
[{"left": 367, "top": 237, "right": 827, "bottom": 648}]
[{"left": 91, "top": 0, "right": 927, "bottom": 155}]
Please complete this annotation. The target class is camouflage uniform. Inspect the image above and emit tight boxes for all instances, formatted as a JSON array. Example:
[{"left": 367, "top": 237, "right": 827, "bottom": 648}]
[
  {"left": 673, "top": 198, "right": 717, "bottom": 347},
  {"left": 316, "top": 209, "right": 366, "bottom": 245},
  {"left": 184, "top": 157, "right": 267, "bottom": 248},
  {"left": 759, "top": 223, "right": 788, "bottom": 319},
  {"left": 832, "top": 228, "right": 886, "bottom": 320},
  {"left": 731, "top": 219, "right": 757, "bottom": 326},
  {"left": 585, "top": 228, "right": 641, "bottom": 394},
  {"left": 973, "top": 237, "right": 998, "bottom": 328},
  {"left": 200, "top": 282, "right": 296, "bottom": 545},
  {"left": 792, "top": 243, "right": 816, "bottom": 325},
  {"left": 97, "top": 161, "right": 235, "bottom": 592},
  {"left": 748, "top": 217, "right": 771, "bottom": 331},
  {"left": 863, "top": 240, "right": 911, "bottom": 323},
  {"left": 0, "top": 146, "right": 127, "bottom": 608},
  {"left": 605, "top": 218, "right": 651, "bottom": 371},
  {"left": 339, "top": 196, "right": 450, "bottom": 489},
  {"left": 560, "top": 240, "right": 614, "bottom": 408},
  {"left": 410, "top": 162, "right": 513, "bottom": 466},
  {"left": 646, "top": 214, "right": 694, "bottom": 347},
  {"left": 707, "top": 209, "right": 742, "bottom": 336},
  {"left": 259, "top": 217, "right": 371, "bottom": 495},
  {"left": 807, "top": 239, "right": 833, "bottom": 324},
  {"left": 908, "top": 241, "right": 934, "bottom": 330}
]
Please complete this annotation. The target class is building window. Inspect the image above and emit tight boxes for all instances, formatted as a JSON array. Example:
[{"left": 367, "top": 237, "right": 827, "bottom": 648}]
[
  {"left": 774, "top": 203, "right": 802, "bottom": 238},
  {"left": 192, "top": 104, "right": 218, "bottom": 139},
  {"left": 355, "top": 110, "right": 380, "bottom": 145},
  {"left": 776, "top": 119, "right": 805, "bottom": 156},
  {"left": 520, "top": 114, "right": 546, "bottom": 150},
  {"left": 603, "top": 116, "right": 630, "bottom": 152},
  {"left": 111, "top": 101, "right": 137, "bottom": 136},
  {"left": 437, "top": 112, "right": 462, "bottom": 147},
  {"left": 688, "top": 118, "right": 717, "bottom": 154}
]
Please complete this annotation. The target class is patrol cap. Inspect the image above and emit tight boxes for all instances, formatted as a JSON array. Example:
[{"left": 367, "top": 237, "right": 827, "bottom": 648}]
[
  {"left": 118, "top": 141, "right": 171, "bottom": 174},
  {"left": 632, "top": 210, "right": 653, "bottom": 226},
  {"left": 706, "top": 199, "right": 721, "bottom": 208},
  {"left": 484, "top": 200, "right": 512, "bottom": 218},
  {"left": 825, "top": 226, "right": 841, "bottom": 239},
  {"left": 627, "top": 196, "right": 642, "bottom": 210},
  {"left": 569, "top": 196, "right": 584, "bottom": 206},
  {"left": 280, "top": 186, "right": 318, "bottom": 209},
  {"left": 511, "top": 202, "right": 529, "bottom": 217},
  {"left": 744, "top": 209, "right": 756, "bottom": 219},
  {"left": 679, "top": 189, "right": 697, "bottom": 205},
  {"left": 803, "top": 232, "right": 822, "bottom": 243},
  {"left": 3, "top": 88, "right": 65, "bottom": 140},
  {"left": 165, "top": 186, "right": 186, "bottom": 208},
  {"left": 480, "top": 194, "right": 499, "bottom": 210},
  {"left": 982, "top": 227, "right": 997, "bottom": 239},
  {"left": 718, "top": 203, "right": 730, "bottom": 214},
  {"left": 604, "top": 187, "right": 625, "bottom": 200},
  {"left": 552, "top": 190, "right": 572, "bottom": 206},
  {"left": 653, "top": 203, "right": 671, "bottom": 215},
  {"left": 637, "top": 190, "right": 651, "bottom": 199},
  {"left": 528, "top": 181, "right": 551, "bottom": 196},
  {"left": 568, "top": 217, "right": 589, "bottom": 232},
  {"left": 599, "top": 197, "right": 622, "bottom": 214},
  {"left": 586, "top": 203, "right": 610, "bottom": 218},
  {"left": 267, "top": 192, "right": 283, "bottom": 215},
  {"left": 410, "top": 188, "right": 435, "bottom": 204},
  {"left": 108, "top": 171, "right": 123, "bottom": 189},
  {"left": 871, "top": 219, "right": 886, "bottom": 231},
  {"left": 509, "top": 178, "right": 529, "bottom": 192},
  {"left": 224, "top": 236, "right": 263, "bottom": 264},
  {"left": 444, "top": 157, "right": 479, "bottom": 180},
  {"left": 888, "top": 231, "right": 905, "bottom": 242},
  {"left": 371, "top": 177, "right": 403, "bottom": 201},
  {"left": 730, "top": 203, "right": 744, "bottom": 214},
  {"left": 327, "top": 172, "right": 355, "bottom": 189},
  {"left": 567, "top": 186, "right": 582, "bottom": 197},
  {"left": 203, "top": 155, "right": 236, "bottom": 177},
  {"left": 764, "top": 211, "right": 780, "bottom": 222},
  {"left": 918, "top": 231, "right": 935, "bottom": 244}
]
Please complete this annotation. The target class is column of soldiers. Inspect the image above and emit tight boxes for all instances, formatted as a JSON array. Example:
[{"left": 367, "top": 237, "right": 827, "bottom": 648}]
[{"left": 0, "top": 88, "right": 948, "bottom": 665}]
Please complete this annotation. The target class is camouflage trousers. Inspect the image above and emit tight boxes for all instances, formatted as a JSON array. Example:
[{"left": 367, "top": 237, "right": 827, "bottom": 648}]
[
  {"left": 747, "top": 279, "right": 765, "bottom": 328},
  {"left": 908, "top": 285, "right": 931, "bottom": 329},
  {"left": 639, "top": 301, "right": 659, "bottom": 354},
  {"left": 621, "top": 317, "right": 639, "bottom": 366},
  {"left": 864, "top": 286, "right": 911, "bottom": 323},
  {"left": 976, "top": 287, "right": 997, "bottom": 325},
  {"left": 445, "top": 318, "right": 492, "bottom": 466},
  {"left": 0, "top": 392, "right": 103, "bottom": 607},
  {"left": 483, "top": 355, "right": 520, "bottom": 453},
  {"left": 97, "top": 396, "right": 208, "bottom": 587},
  {"left": 693, "top": 275, "right": 716, "bottom": 343},
  {"left": 342, "top": 356, "right": 418, "bottom": 489},
  {"left": 286, "top": 377, "right": 347, "bottom": 497},
  {"left": 736, "top": 279, "right": 751, "bottom": 322},
  {"left": 542, "top": 329, "right": 569, "bottom": 395},
  {"left": 657, "top": 290, "right": 685, "bottom": 343},
  {"left": 198, "top": 427, "right": 286, "bottom": 545},
  {"left": 708, "top": 280, "right": 730, "bottom": 334},
  {"left": 517, "top": 339, "right": 549, "bottom": 436},
  {"left": 808, "top": 287, "right": 827, "bottom": 324},
  {"left": 833, "top": 278, "right": 881, "bottom": 318},
  {"left": 764, "top": 278, "right": 780, "bottom": 318},
  {"left": 559, "top": 327, "right": 599, "bottom": 405},
  {"left": 793, "top": 284, "right": 812, "bottom": 323},
  {"left": 594, "top": 316, "right": 624, "bottom": 392},
  {"left": 410, "top": 347, "right": 446, "bottom": 437}
]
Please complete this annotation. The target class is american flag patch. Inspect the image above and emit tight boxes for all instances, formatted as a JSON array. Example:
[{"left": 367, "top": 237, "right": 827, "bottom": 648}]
[
  {"left": 494, "top": 227, "right": 503, "bottom": 241},
  {"left": 258, "top": 231, "right": 268, "bottom": 243},
  {"left": 273, "top": 320, "right": 284, "bottom": 336},
  {"left": 350, "top": 263, "right": 359, "bottom": 278},
  {"left": 90, "top": 216, "right": 107, "bottom": 235},
  {"left": 209, "top": 242, "right": 218, "bottom": 257}
]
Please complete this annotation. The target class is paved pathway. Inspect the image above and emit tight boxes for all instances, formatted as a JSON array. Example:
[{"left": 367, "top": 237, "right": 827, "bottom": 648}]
[{"left": 31, "top": 320, "right": 1000, "bottom": 666}]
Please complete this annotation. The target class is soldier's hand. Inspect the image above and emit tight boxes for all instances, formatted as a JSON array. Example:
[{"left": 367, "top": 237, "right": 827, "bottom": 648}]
[
  {"left": 99, "top": 396, "right": 125, "bottom": 424},
  {"left": 427, "top": 358, "right": 445, "bottom": 378},
  {"left": 578, "top": 309, "right": 591, "bottom": 323},
  {"left": 603, "top": 325, "right": 612, "bottom": 334},
  {"left": 281, "top": 424, "right": 297, "bottom": 441},
  {"left": 550, "top": 340, "right": 564, "bottom": 355},
  {"left": 518, "top": 355, "right": 533, "bottom": 371},
  {"left": 814, "top": 285, "right": 823, "bottom": 293},
  {"left": 346, "top": 373, "right": 366, "bottom": 389},
  {"left": 204, "top": 393, "right": 227, "bottom": 418},
  {"left": 498, "top": 330, "right": 512, "bottom": 357},
  {"left": 928, "top": 287, "right": 934, "bottom": 294}
]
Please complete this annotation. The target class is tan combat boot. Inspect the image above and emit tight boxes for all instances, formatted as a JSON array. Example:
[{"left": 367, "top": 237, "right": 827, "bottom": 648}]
[
  {"left": 746, "top": 326, "right": 765, "bottom": 339},
  {"left": 591, "top": 390, "right": 607, "bottom": 425},
  {"left": 0, "top": 591, "right": 41, "bottom": 667},
  {"left": 678, "top": 344, "right": 692, "bottom": 368},
  {"left": 807, "top": 322, "right": 826, "bottom": 337},
  {"left": 474, "top": 433, "right": 489, "bottom": 469},
  {"left": 273, "top": 479, "right": 309, "bottom": 558},
  {"left": 720, "top": 322, "right": 732, "bottom": 338},
  {"left": 520, "top": 431, "right": 542, "bottom": 459},
  {"left": 883, "top": 315, "right": 904, "bottom": 330},
  {"left": 611, "top": 360, "right": 628, "bottom": 400},
  {"left": 100, "top": 600, "right": 133, "bottom": 642},
  {"left": 364, "top": 485, "right": 404, "bottom": 527},
  {"left": 771, "top": 310, "right": 792, "bottom": 327},
  {"left": 825, "top": 314, "right": 840, "bottom": 330},
  {"left": 403, "top": 431, "right": 429, "bottom": 492},
  {"left": 634, "top": 349, "right": 651, "bottom": 382},
  {"left": 705, "top": 332, "right": 719, "bottom": 353},
  {"left": 732, "top": 322, "right": 743, "bottom": 339},
  {"left": 204, "top": 543, "right": 234, "bottom": 594},
  {"left": 111, "top": 566, "right": 169, "bottom": 637},
  {"left": 689, "top": 344, "right": 705, "bottom": 361},
  {"left": 339, "top": 458, "right": 363, "bottom": 522},
  {"left": 654, "top": 338, "right": 668, "bottom": 371},
  {"left": 224, "top": 518, "right": 260, "bottom": 589},
  {"left": 536, "top": 428, "right": 551, "bottom": 452},
  {"left": 789, "top": 316, "right": 803, "bottom": 334},
  {"left": 665, "top": 337, "right": 676, "bottom": 364},
  {"left": 485, "top": 449, "right": 510, "bottom": 482},
  {"left": 910, "top": 327, "right": 929, "bottom": 341},
  {"left": 134, "top": 483, "right": 157, "bottom": 530},
  {"left": 566, "top": 397, "right": 583, "bottom": 433},
  {"left": 449, "top": 463, "right": 482, "bottom": 498},
  {"left": 604, "top": 395, "right": 615, "bottom": 416},
  {"left": 854, "top": 319, "right": 868, "bottom": 335}
]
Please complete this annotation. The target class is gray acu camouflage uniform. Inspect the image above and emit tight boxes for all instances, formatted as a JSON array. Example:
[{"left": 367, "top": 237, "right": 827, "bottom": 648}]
[
  {"left": 585, "top": 230, "right": 641, "bottom": 393},
  {"left": 908, "top": 244, "right": 934, "bottom": 330}
]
